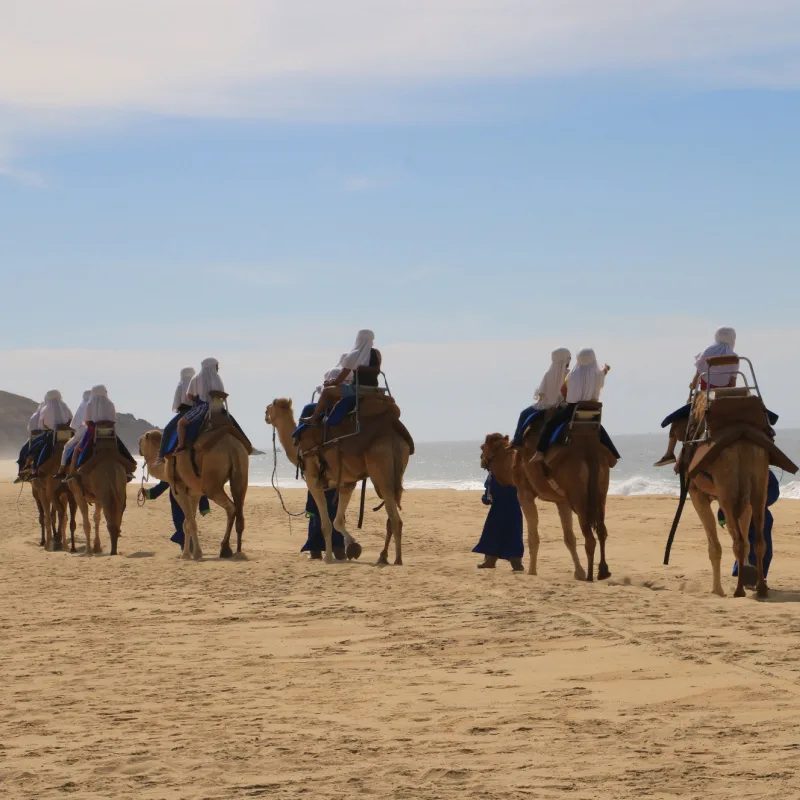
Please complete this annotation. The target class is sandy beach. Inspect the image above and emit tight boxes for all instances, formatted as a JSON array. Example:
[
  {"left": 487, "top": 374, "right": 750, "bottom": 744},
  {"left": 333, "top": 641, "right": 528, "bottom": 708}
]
[{"left": 2, "top": 480, "right": 800, "bottom": 800}]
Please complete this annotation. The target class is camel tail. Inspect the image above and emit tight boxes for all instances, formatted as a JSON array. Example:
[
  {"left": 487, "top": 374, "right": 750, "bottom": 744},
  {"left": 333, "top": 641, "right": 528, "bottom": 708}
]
[
  {"left": 586, "top": 444, "right": 599, "bottom": 531},
  {"left": 230, "top": 445, "right": 248, "bottom": 536},
  {"left": 392, "top": 435, "right": 404, "bottom": 511}
]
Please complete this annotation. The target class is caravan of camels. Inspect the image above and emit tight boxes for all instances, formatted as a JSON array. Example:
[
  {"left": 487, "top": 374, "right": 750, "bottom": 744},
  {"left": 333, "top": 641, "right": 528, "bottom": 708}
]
[{"left": 12, "top": 327, "right": 798, "bottom": 599}]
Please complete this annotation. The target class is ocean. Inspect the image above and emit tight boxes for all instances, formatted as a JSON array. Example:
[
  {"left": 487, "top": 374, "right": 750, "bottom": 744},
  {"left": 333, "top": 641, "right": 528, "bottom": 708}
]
[{"left": 226, "top": 429, "right": 800, "bottom": 499}]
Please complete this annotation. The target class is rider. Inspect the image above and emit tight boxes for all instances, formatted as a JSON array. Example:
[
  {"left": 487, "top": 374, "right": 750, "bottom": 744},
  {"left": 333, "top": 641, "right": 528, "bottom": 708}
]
[
  {"left": 56, "top": 389, "right": 91, "bottom": 478},
  {"left": 654, "top": 326, "right": 738, "bottom": 467},
  {"left": 531, "top": 348, "right": 611, "bottom": 461},
  {"left": 14, "top": 397, "right": 46, "bottom": 483},
  {"left": 175, "top": 358, "right": 225, "bottom": 452},
  {"left": 512, "top": 347, "right": 571, "bottom": 446},
  {"left": 155, "top": 366, "right": 196, "bottom": 462},
  {"left": 65, "top": 385, "right": 136, "bottom": 480},
  {"left": 28, "top": 390, "right": 72, "bottom": 476},
  {"left": 301, "top": 329, "right": 377, "bottom": 425}
]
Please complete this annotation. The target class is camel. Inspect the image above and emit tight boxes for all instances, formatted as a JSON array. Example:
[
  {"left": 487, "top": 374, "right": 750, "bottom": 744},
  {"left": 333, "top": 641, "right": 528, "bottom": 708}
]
[
  {"left": 481, "top": 409, "right": 614, "bottom": 581},
  {"left": 139, "top": 426, "right": 248, "bottom": 560},
  {"left": 68, "top": 454, "right": 128, "bottom": 556},
  {"left": 266, "top": 398, "right": 413, "bottom": 565},
  {"left": 26, "top": 428, "right": 78, "bottom": 552},
  {"left": 687, "top": 444, "right": 770, "bottom": 598},
  {"left": 675, "top": 360, "right": 797, "bottom": 598},
  {"left": 30, "top": 478, "right": 78, "bottom": 553}
]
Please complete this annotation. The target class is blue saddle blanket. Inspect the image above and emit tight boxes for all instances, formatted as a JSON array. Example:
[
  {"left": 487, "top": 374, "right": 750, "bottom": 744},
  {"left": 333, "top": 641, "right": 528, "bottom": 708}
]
[
  {"left": 549, "top": 423, "right": 621, "bottom": 460},
  {"left": 161, "top": 406, "right": 208, "bottom": 455},
  {"left": 292, "top": 397, "right": 358, "bottom": 439}
]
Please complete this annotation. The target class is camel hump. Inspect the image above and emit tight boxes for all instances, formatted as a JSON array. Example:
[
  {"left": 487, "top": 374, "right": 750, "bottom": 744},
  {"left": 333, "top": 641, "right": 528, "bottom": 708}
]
[{"left": 706, "top": 393, "right": 769, "bottom": 436}]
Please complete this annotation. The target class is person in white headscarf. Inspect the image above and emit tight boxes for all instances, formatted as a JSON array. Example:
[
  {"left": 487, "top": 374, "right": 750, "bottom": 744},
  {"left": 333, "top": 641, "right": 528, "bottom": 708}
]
[
  {"left": 512, "top": 348, "right": 572, "bottom": 446},
  {"left": 39, "top": 390, "right": 73, "bottom": 431},
  {"left": 655, "top": 326, "right": 738, "bottom": 467},
  {"left": 58, "top": 389, "right": 91, "bottom": 472},
  {"left": 14, "top": 398, "right": 47, "bottom": 481},
  {"left": 302, "top": 330, "right": 377, "bottom": 424},
  {"left": 65, "top": 385, "right": 136, "bottom": 480},
  {"left": 174, "top": 358, "right": 226, "bottom": 453},
  {"left": 187, "top": 358, "right": 225, "bottom": 403},
  {"left": 173, "top": 367, "right": 196, "bottom": 413},
  {"left": 85, "top": 384, "right": 117, "bottom": 423},
  {"left": 532, "top": 349, "right": 611, "bottom": 460}
]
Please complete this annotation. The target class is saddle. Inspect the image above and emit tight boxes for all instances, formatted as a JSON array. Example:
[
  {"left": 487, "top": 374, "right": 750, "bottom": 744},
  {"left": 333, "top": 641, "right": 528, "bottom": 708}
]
[
  {"left": 545, "top": 403, "right": 617, "bottom": 471},
  {"left": 298, "top": 393, "right": 414, "bottom": 459},
  {"left": 686, "top": 390, "right": 797, "bottom": 477},
  {"left": 77, "top": 422, "right": 137, "bottom": 478},
  {"left": 192, "top": 392, "right": 254, "bottom": 455}
]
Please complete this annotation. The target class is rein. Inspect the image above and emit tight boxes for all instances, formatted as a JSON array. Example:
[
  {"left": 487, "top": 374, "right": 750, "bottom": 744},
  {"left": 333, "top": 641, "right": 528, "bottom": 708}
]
[
  {"left": 271, "top": 426, "right": 306, "bottom": 521},
  {"left": 136, "top": 459, "right": 150, "bottom": 507}
]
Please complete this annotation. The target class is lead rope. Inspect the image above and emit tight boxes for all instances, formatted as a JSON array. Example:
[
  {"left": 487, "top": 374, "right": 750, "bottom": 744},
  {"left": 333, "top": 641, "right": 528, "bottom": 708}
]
[
  {"left": 271, "top": 427, "right": 306, "bottom": 531},
  {"left": 136, "top": 460, "right": 150, "bottom": 507}
]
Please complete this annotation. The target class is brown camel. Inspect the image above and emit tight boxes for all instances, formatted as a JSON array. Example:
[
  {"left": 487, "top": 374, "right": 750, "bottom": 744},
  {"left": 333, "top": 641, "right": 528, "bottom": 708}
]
[
  {"left": 677, "top": 364, "right": 797, "bottom": 598},
  {"left": 482, "top": 408, "right": 614, "bottom": 581},
  {"left": 28, "top": 429, "right": 78, "bottom": 552},
  {"left": 139, "top": 427, "right": 249, "bottom": 560},
  {"left": 67, "top": 426, "right": 134, "bottom": 556},
  {"left": 687, "top": 444, "right": 770, "bottom": 598},
  {"left": 266, "top": 398, "right": 413, "bottom": 565}
]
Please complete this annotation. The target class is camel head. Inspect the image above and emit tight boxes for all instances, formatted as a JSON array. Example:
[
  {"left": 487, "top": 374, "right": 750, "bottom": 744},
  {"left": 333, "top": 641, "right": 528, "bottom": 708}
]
[
  {"left": 265, "top": 398, "right": 293, "bottom": 427},
  {"left": 481, "top": 433, "right": 510, "bottom": 471},
  {"left": 138, "top": 429, "right": 163, "bottom": 464}
]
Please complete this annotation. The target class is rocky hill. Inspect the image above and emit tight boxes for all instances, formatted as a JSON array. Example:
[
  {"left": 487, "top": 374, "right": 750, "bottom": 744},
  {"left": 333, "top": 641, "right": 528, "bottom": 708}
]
[{"left": 0, "top": 390, "right": 158, "bottom": 457}]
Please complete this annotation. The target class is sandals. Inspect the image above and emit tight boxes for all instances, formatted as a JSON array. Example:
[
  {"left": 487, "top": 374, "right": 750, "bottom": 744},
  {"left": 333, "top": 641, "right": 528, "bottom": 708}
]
[{"left": 653, "top": 455, "right": 677, "bottom": 467}]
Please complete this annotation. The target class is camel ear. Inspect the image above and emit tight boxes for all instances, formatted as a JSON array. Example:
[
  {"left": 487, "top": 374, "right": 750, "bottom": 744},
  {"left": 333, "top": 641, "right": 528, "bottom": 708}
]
[{"left": 504, "top": 435, "right": 510, "bottom": 443}]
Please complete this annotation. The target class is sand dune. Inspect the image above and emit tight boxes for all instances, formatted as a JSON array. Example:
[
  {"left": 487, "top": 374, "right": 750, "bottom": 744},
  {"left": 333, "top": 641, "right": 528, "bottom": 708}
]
[{"left": 2, "top": 481, "right": 800, "bottom": 799}]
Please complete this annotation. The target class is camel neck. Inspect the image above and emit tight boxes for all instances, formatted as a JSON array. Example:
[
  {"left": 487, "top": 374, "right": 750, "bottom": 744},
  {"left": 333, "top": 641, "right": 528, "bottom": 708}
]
[{"left": 273, "top": 416, "right": 299, "bottom": 465}]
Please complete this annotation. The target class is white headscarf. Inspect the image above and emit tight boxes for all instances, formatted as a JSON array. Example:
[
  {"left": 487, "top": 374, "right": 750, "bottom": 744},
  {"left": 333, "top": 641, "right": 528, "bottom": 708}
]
[
  {"left": 39, "top": 390, "right": 73, "bottom": 430},
  {"left": 339, "top": 329, "right": 375, "bottom": 372},
  {"left": 316, "top": 360, "right": 346, "bottom": 393},
  {"left": 188, "top": 357, "right": 225, "bottom": 402},
  {"left": 173, "top": 366, "right": 196, "bottom": 412},
  {"left": 70, "top": 389, "right": 92, "bottom": 431},
  {"left": 695, "top": 326, "right": 738, "bottom": 387},
  {"left": 566, "top": 348, "right": 606, "bottom": 403},
  {"left": 85, "top": 384, "right": 117, "bottom": 423},
  {"left": 27, "top": 401, "right": 45, "bottom": 433},
  {"left": 534, "top": 348, "right": 571, "bottom": 409}
]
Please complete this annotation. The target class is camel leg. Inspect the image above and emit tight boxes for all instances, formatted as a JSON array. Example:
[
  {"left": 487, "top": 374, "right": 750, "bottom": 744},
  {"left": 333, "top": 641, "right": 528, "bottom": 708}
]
[
  {"left": 34, "top": 490, "right": 46, "bottom": 547},
  {"left": 750, "top": 499, "right": 768, "bottom": 599},
  {"left": 229, "top": 465, "right": 248, "bottom": 554},
  {"left": 93, "top": 504, "right": 103, "bottom": 554},
  {"left": 717, "top": 494, "right": 748, "bottom": 598},
  {"left": 382, "top": 493, "right": 403, "bottom": 566},
  {"left": 519, "top": 494, "right": 540, "bottom": 576},
  {"left": 689, "top": 487, "right": 724, "bottom": 597},
  {"left": 69, "top": 495, "right": 77, "bottom": 553},
  {"left": 556, "top": 502, "right": 586, "bottom": 581},
  {"left": 578, "top": 512, "right": 596, "bottom": 582},
  {"left": 595, "top": 500, "right": 610, "bottom": 581},
  {"left": 103, "top": 498, "right": 121, "bottom": 556},
  {"left": 207, "top": 488, "right": 236, "bottom": 559},
  {"left": 332, "top": 484, "right": 357, "bottom": 550},
  {"left": 378, "top": 518, "right": 391, "bottom": 565},
  {"left": 73, "top": 490, "right": 92, "bottom": 553},
  {"left": 175, "top": 488, "right": 202, "bottom": 560}
]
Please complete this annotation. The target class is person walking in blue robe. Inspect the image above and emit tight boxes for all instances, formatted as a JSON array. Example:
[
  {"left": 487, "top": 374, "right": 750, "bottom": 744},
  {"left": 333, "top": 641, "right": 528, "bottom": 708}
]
[{"left": 473, "top": 473, "right": 524, "bottom": 571}]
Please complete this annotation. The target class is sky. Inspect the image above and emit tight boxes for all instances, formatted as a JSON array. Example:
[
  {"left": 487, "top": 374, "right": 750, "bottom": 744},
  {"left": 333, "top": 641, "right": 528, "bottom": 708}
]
[{"left": 1, "top": 1, "right": 799, "bottom": 446}]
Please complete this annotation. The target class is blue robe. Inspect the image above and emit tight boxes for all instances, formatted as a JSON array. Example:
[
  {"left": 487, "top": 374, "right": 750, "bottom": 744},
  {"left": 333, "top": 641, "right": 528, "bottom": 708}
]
[
  {"left": 303, "top": 490, "right": 345, "bottom": 552},
  {"left": 719, "top": 470, "right": 780, "bottom": 579},
  {"left": 147, "top": 480, "right": 210, "bottom": 547},
  {"left": 473, "top": 474, "right": 524, "bottom": 561}
]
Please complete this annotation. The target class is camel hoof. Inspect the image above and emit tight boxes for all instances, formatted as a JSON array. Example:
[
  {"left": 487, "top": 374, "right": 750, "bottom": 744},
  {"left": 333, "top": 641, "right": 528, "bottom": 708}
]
[
  {"left": 39, "top": 539, "right": 45, "bottom": 548},
  {"left": 309, "top": 551, "right": 323, "bottom": 560},
  {"left": 181, "top": 551, "right": 192, "bottom": 560},
  {"left": 346, "top": 542, "right": 362, "bottom": 561},
  {"left": 219, "top": 543, "right": 233, "bottom": 559},
  {"left": 70, "top": 546, "right": 76, "bottom": 554},
  {"left": 598, "top": 565, "right": 611, "bottom": 580},
  {"left": 53, "top": 539, "right": 63, "bottom": 552},
  {"left": 740, "top": 565, "right": 758, "bottom": 590},
  {"left": 734, "top": 586, "right": 746, "bottom": 598},
  {"left": 93, "top": 545, "right": 103, "bottom": 555},
  {"left": 394, "top": 558, "right": 403, "bottom": 566},
  {"left": 757, "top": 583, "right": 769, "bottom": 599},
  {"left": 585, "top": 574, "right": 594, "bottom": 583},
  {"left": 712, "top": 586, "right": 725, "bottom": 597},
  {"left": 324, "top": 554, "right": 335, "bottom": 564},
  {"left": 333, "top": 547, "right": 347, "bottom": 561},
  {"left": 574, "top": 568, "right": 587, "bottom": 581},
  {"left": 44, "top": 541, "right": 53, "bottom": 552},
  {"left": 377, "top": 553, "right": 389, "bottom": 566}
]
